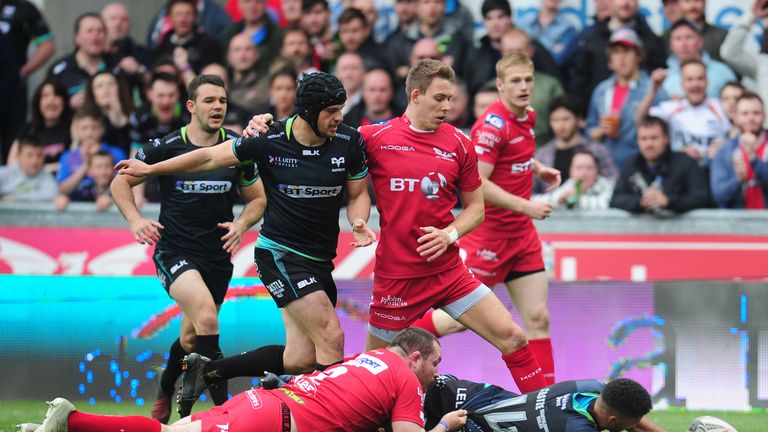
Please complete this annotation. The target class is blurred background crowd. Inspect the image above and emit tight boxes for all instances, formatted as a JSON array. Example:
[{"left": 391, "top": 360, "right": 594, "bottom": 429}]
[{"left": 2, "top": 0, "right": 768, "bottom": 214}]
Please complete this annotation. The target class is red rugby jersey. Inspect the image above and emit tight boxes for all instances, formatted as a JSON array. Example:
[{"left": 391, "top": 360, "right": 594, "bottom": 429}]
[
  {"left": 273, "top": 349, "right": 424, "bottom": 431},
  {"left": 360, "top": 115, "right": 482, "bottom": 279},
  {"left": 469, "top": 100, "right": 537, "bottom": 237}
]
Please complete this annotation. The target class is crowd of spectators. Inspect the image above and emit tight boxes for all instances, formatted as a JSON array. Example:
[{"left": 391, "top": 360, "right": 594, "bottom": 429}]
[{"left": 1, "top": 0, "right": 768, "bottom": 213}]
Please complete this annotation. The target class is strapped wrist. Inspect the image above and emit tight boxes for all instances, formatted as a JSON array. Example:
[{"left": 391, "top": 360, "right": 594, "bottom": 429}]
[
  {"left": 438, "top": 420, "right": 450, "bottom": 432},
  {"left": 445, "top": 226, "right": 459, "bottom": 244}
]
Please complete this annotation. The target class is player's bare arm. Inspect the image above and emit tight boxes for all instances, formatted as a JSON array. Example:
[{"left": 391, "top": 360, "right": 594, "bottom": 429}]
[
  {"left": 477, "top": 161, "right": 553, "bottom": 220},
  {"left": 392, "top": 409, "right": 468, "bottom": 432},
  {"left": 418, "top": 187, "right": 484, "bottom": 262},
  {"left": 346, "top": 177, "right": 376, "bottom": 247},
  {"left": 629, "top": 416, "right": 667, "bottom": 432},
  {"left": 110, "top": 173, "right": 164, "bottom": 245},
  {"left": 533, "top": 160, "right": 562, "bottom": 191},
  {"left": 115, "top": 141, "right": 240, "bottom": 177},
  {"left": 219, "top": 178, "right": 267, "bottom": 253}
]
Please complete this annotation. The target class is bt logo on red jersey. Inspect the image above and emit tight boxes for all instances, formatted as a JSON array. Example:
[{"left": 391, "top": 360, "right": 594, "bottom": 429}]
[
  {"left": 511, "top": 157, "right": 535, "bottom": 173},
  {"left": 390, "top": 172, "right": 447, "bottom": 200}
]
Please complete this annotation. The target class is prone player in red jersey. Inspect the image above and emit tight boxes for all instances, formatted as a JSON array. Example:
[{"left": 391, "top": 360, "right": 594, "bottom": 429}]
[
  {"left": 357, "top": 60, "right": 549, "bottom": 394},
  {"left": 19, "top": 328, "right": 468, "bottom": 432},
  {"left": 412, "top": 53, "right": 562, "bottom": 384}
]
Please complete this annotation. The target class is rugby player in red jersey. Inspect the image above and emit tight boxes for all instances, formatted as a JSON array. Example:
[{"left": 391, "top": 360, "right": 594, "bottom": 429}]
[
  {"left": 412, "top": 53, "right": 561, "bottom": 385},
  {"left": 358, "top": 59, "right": 548, "bottom": 393},
  {"left": 21, "top": 329, "right": 468, "bottom": 432}
]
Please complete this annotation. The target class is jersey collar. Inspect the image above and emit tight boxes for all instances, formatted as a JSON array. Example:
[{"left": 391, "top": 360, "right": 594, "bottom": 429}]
[{"left": 180, "top": 125, "right": 226, "bottom": 145}]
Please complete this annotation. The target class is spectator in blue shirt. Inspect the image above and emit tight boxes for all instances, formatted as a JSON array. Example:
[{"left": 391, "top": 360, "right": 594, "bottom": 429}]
[
  {"left": 711, "top": 92, "right": 768, "bottom": 209},
  {"left": 517, "top": 0, "right": 578, "bottom": 66},
  {"left": 662, "top": 19, "right": 735, "bottom": 99}
]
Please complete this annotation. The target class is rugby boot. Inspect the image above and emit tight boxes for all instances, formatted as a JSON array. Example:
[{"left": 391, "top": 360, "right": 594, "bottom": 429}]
[
  {"left": 177, "top": 353, "right": 211, "bottom": 417},
  {"left": 39, "top": 398, "right": 75, "bottom": 432}
]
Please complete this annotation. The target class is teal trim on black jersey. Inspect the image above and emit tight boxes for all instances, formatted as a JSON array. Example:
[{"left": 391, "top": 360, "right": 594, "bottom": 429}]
[
  {"left": 33, "top": 32, "right": 53, "bottom": 45},
  {"left": 256, "top": 234, "right": 326, "bottom": 262},
  {"left": 572, "top": 392, "right": 598, "bottom": 425},
  {"left": 347, "top": 167, "right": 368, "bottom": 180}
]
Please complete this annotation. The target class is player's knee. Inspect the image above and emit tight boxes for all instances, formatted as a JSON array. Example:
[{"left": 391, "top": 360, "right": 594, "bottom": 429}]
[
  {"left": 526, "top": 307, "right": 550, "bottom": 331},
  {"left": 181, "top": 334, "right": 196, "bottom": 352},
  {"left": 495, "top": 325, "right": 529, "bottom": 352},
  {"left": 194, "top": 312, "right": 220, "bottom": 334},
  {"left": 318, "top": 324, "right": 345, "bottom": 351},
  {"left": 284, "top": 356, "right": 316, "bottom": 374}
]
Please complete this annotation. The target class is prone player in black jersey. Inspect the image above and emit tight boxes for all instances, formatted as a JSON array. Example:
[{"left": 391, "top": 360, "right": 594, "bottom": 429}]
[
  {"left": 424, "top": 375, "right": 665, "bottom": 432},
  {"left": 110, "top": 75, "right": 267, "bottom": 423},
  {"left": 115, "top": 72, "right": 376, "bottom": 416}
]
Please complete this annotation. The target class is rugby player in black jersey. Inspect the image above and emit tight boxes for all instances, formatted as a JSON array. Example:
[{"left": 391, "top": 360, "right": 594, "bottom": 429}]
[
  {"left": 424, "top": 375, "right": 665, "bottom": 432},
  {"left": 116, "top": 72, "right": 376, "bottom": 416},
  {"left": 111, "top": 74, "right": 267, "bottom": 423}
]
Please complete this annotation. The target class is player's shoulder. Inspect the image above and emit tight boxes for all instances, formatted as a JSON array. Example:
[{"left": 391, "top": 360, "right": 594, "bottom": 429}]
[
  {"left": 334, "top": 123, "right": 362, "bottom": 143},
  {"left": 222, "top": 127, "right": 240, "bottom": 140},
  {"left": 158, "top": 129, "right": 183, "bottom": 146},
  {"left": 359, "top": 117, "right": 398, "bottom": 140}
]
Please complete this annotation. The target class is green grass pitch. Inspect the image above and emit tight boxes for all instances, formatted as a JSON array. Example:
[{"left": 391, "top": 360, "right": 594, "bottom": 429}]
[{"left": 1, "top": 400, "right": 766, "bottom": 431}]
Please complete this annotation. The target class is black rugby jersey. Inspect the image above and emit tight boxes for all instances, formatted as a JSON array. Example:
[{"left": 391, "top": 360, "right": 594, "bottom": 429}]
[
  {"left": 136, "top": 126, "right": 258, "bottom": 259},
  {"left": 233, "top": 116, "right": 367, "bottom": 261},
  {"left": 425, "top": 376, "right": 607, "bottom": 432}
]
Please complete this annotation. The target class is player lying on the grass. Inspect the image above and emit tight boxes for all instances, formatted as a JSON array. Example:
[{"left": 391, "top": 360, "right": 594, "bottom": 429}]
[
  {"left": 17, "top": 328, "right": 468, "bottom": 432},
  {"left": 178, "top": 355, "right": 666, "bottom": 432},
  {"left": 424, "top": 375, "right": 666, "bottom": 432}
]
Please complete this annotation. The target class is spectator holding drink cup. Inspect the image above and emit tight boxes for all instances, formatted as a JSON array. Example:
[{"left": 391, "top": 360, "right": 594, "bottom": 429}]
[{"left": 587, "top": 28, "right": 667, "bottom": 170}]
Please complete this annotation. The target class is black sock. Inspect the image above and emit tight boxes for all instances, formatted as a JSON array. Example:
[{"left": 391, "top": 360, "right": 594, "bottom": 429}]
[
  {"left": 194, "top": 334, "right": 228, "bottom": 405},
  {"left": 314, "top": 360, "right": 342, "bottom": 371},
  {"left": 158, "top": 338, "right": 188, "bottom": 397},
  {"left": 206, "top": 345, "right": 285, "bottom": 383}
]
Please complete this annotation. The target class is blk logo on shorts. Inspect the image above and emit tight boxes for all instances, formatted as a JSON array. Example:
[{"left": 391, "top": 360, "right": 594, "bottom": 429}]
[{"left": 170, "top": 260, "right": 188, "bottom": 274}]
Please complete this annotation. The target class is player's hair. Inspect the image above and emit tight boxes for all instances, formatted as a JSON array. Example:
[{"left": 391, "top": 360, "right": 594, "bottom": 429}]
[
  {"left": 167, "top": 0, "right": 197, "bottom": 14},
  {"left": 736, "top": 90, "right": 764, "bottom": 108},
  {"left": 548, "top": 94, "right": 584, "bottom": 119},
  {"left": 187, "top": 74, "right": 226, "bottom": 102},
  {"left": 302, "top": 0, "right": 329, "bottom": 12},
  {"left": 73, "top": 105, "right": 105, "bottom": 124},
  {"left": 338, "top": 8, "right": 367, "bottom": 27},
  {"left": 496, "top": 52, "right": 533, "bottom": 81},
  {"left": 481, "top": 0, "right": 512, "bottom": 18},
  {"left": 389, "top": 328, "right": 440, "bottom": 358},
  {"left": 405, "top": 59, "right": 455, "bottom": 98},
  {"left": 680, "top": 58, "right": 705, "bottom": 74},
  {"left": 601, "top": 378, "right": 652, "bottom": 419},
  {"left": 74, "top": 12, "right": 103, "bottom": 36},
  {"left": 637, "top": 115, "right": 669, "bottom": 137}
]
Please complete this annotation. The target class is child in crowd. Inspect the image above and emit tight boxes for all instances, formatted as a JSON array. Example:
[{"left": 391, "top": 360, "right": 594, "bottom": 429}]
[
  {"left": 54, "top": 150, "right": 115, "bottom": 212},
  {"left": 56, "top": 107, "right": 126, "bottom": 197},
  {"left": 0, "top": 134, "right": 58, "bottom": 202}
]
